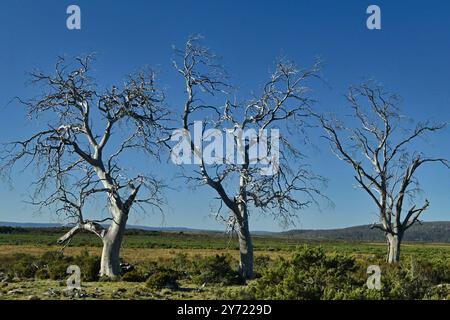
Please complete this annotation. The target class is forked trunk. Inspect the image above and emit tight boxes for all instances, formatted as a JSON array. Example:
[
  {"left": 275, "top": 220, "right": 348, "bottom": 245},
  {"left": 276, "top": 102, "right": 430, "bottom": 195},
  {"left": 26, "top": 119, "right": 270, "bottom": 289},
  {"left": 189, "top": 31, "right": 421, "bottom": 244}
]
[
  {"left": 237, "top": 216, "right": 254, "bottom": 280},
  {"left": 100, "top": 207, "right": 128, "bottom": 278},
  {"left": 386, "top": 233, "right": 402, "bottom": 264}
]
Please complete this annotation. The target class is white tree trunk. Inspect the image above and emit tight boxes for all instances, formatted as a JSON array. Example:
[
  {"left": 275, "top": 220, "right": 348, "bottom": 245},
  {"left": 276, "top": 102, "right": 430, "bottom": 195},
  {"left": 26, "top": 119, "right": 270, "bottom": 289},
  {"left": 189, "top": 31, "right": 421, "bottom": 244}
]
[
  {"left": 386, "top": 233, "right": 402, "bottom": 264},
  {"left": 237, "top": 215, "right": 254, "bottom": 280},
  {"left": 99, "top": 205, "right": 128, "bottom": 278}
]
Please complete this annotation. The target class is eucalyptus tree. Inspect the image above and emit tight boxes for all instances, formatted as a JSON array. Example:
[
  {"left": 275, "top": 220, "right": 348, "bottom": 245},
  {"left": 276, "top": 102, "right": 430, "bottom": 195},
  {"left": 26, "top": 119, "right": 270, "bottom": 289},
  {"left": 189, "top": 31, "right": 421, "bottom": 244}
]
[
  {"left": 171, "top": 37, "right": 325, "bottom": 279},
  {"left": 317, "top": 82, "right": 449, "bottom": 263},
  {"left": 1, "top": 56, "right": 168, "bottom": 278}
]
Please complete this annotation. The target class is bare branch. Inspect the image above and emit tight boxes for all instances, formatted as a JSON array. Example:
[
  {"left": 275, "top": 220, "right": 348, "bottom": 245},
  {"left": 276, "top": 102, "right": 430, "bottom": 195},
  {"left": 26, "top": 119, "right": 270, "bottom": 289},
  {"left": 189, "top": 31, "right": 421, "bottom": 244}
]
[
  {"left": 1, "top": 55, "right": 168, "bottom": 252},
  {"left": 317, "top": 81, "right": 448, "bottom": 243}
]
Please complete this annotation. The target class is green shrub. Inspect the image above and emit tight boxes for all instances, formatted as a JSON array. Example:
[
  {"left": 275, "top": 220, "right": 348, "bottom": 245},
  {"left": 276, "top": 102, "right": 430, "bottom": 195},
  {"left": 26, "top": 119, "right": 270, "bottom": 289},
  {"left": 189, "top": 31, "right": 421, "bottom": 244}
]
[
  {"left": 10, "top": 251, "right": 69, "bottom": 280},
  {"left": 140, "top": 260, "right": 162, "bottom": 277},
  {"left": 39, "top": 251, "right": 72, "bottom": 280},
  {"left": 145, "top": 268, "right": 179, "bottom": 290},
  {"left": 10, "top": 254, "right": 37, "bottom": 278},
  {"left": 122, "top": 269, "right": 146, "bottom": 282},
  {"left": 34, "top": 268, "right": 49, "bottom": 280},
  {"left": 0, "top": 253, "right": 32, "bottom": 272},
  {"left": 73, "top": 250, "right": 101, "bottom": 281},
  {"left": 244, "top": 246, "right": 450, "bottom": 300},
  {"left": 424, "top": 284, "right": 450, "bottom": 300},
  {"left": 248, "top": 246, "right": 360, "bottom": 300},
  {"left": 254, "top": 255, "right": 273, "bottom": 277},
  {"left": 8, "top": 250, "right": 101, "bottom": 281},
  {"left": 414, "top": 256, "right": 450, "bottom": 284},
  {"left": 192, "top": 254, "right": 243, "bottom": 286},
  {"left": 373, "top": 258, "right": 447, "bottom": 300},
  {"left": 170, "top": 253, "right": 193, "bottom": 278}
]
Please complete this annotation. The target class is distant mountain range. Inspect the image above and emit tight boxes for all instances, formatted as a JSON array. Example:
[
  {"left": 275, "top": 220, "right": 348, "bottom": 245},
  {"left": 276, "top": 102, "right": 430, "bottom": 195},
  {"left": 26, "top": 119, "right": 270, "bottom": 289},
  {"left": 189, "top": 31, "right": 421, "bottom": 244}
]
[
  {"left": 281, "top": 221, "right": 450, "bottom": 243},
  {"left": 0, "top": 221, "right": 210, "bottom": 233},
  {"left": 0, "top": 221, "right": 449, "bottom": 243}
]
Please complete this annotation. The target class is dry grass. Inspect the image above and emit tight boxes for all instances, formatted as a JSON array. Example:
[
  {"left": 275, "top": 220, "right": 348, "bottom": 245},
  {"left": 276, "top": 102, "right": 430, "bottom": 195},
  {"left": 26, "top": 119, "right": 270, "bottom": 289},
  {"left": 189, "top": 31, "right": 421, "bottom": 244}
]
[{"left": 0, "top": 245, "right": 291, "bottom": 263}]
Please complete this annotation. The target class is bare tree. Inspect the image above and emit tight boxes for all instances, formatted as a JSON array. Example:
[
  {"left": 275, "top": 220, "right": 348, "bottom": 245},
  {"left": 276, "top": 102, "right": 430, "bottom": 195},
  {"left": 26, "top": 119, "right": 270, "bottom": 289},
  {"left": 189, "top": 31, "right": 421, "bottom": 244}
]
[
  {"left": 172, "top": 37, "right": 325, "bottom": 279},
  {"left": 1, "top": 55, "right": 168, "bottom": 278},
  {"left": 317, "top": 82, "right": 449, "bottom": 263}
]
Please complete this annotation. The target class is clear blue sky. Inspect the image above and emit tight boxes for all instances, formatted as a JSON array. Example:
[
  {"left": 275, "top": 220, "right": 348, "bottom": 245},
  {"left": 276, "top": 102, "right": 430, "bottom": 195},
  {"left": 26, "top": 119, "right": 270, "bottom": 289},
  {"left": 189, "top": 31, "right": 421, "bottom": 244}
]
[{"left": 0, "top": 0, "right": 449, "bottom": 231}]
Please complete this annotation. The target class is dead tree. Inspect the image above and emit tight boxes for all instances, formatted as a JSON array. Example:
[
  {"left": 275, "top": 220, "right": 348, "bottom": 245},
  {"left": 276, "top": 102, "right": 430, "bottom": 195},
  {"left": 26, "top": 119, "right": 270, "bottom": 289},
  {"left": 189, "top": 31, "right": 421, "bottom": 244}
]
[
  {"left": 172, "top": 37, "right": 325, "bottom": 279},
  {"left": 1, "top": 55, "right": 167, "bottom": 278},
  {"left": 317, "top": 82, "right": 449, "bottom": 263}
]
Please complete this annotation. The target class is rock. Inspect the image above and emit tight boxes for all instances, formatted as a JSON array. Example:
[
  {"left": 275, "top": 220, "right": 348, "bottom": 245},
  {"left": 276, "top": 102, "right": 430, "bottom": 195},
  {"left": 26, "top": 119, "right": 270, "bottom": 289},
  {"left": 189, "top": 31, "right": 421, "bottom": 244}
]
[
  {"left": 133, "top": 289, "right": 153, "bottom": 298},
  {"left": 28, "top": 295, "right": 40, "bottom": 301},
  {"left": 117, "top": 288, "right": 127, "bottom": 293},
  {"left": 93, "top": 287, "right": 103, "bottom": 296},
  {"left": 43, "top": 288, "right": 61, "bottom": 297},
  {"left": 0, "top": 273, "right": 12, "bottom": 283},
  {"left": 120, "top": 262, "right": 135, "bottom": 273},
  {"left": 8, "top": 289, "right": 24, "bottom": 295},
  {"left": 63, "top": 288, "right": 78, "bottom": 298},
  {"left": 62, "top": 288, "right": 89, "bottom": 299},
  {"left": 110, "top": 292, "right": 121, "bottom": 299}
]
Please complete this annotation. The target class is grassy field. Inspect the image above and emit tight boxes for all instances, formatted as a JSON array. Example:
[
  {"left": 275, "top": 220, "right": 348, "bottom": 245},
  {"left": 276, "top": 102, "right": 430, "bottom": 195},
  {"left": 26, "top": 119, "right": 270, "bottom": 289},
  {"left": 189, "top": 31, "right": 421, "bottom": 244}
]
[
  {"left": 0, "top": 230, "right": 449, "bottom": 300},
  {"left": 1, "top": 230, "right": 449, "bottom": 260}
]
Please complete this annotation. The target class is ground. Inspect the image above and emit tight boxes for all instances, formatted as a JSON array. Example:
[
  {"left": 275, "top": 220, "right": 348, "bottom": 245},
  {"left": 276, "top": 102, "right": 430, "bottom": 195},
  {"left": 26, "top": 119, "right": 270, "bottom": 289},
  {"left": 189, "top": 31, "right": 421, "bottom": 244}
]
[
  {"left": 0, "top": 278, "right": 246, "bottom": 300},
  {"left": 0, "top": 230, "right": 449, "bottom": 300}
]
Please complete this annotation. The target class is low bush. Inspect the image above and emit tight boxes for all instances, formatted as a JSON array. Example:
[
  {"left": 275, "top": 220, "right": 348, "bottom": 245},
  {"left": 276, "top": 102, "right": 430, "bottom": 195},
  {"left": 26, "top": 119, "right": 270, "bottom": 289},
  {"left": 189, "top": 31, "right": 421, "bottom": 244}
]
[
  {"left": 1, "top": 243, "right": 448, "bottom": 300},
  {"left": 145, "top": 268, "right": 179, "bottom": 290},
  {"left": 424, "top": 284, "right": 450, "bottom": 300},
  {"left": 191, "top": 254, "right": 244, "bottom": 286},
  {"left": 38, "top": 251, "right": 71, "bottom": 280},
  {"left": 5, "top": 250, "right": 100, "bottom": 281},
  {"left": 247, "top": 246, "right": 361, "bottom": 299},
  {"left": 10, "top": 254, "right": 37, "bottom": 279},
  {"left": 170, "top": 252, "right": 193, "bottom": 277},
  {"left": 240, "top": 245, "right": 450, "bottom": 300},
  {"left": 122, "top": 269, "right": 147, "bottom": 282},
  {"left": 73, "top": 250, "right": 101, "bottom": 281},
  {"left": 253, "top": 255, "right": 273, "bottom": 278}
]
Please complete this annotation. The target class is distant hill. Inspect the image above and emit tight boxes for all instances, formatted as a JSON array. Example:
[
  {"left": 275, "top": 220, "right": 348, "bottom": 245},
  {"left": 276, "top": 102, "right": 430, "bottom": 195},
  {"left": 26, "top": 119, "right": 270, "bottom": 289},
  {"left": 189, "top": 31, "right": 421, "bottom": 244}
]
[
  {"left": 0, "top": 221, "right": 217, "bottom": 233},
  {"left": 0, "top": 222, "right": 61, "bottom": 229},
  {"left": 282, "top": 221, "right": 450, "bottom": 243},
  {"left": 0, "top": 221, "right": 449, "bottom": 243}
]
